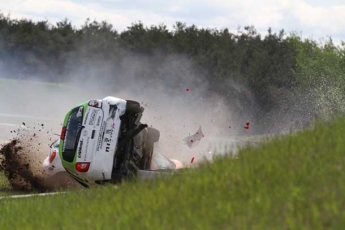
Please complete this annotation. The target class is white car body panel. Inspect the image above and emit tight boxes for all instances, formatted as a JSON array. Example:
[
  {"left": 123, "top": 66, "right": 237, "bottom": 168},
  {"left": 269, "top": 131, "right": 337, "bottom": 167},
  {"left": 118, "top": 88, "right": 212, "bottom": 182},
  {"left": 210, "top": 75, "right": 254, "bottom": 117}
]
[
  {"left": 43, "top": 139, "right": 184, "bottom": 178},
  {"left": 48, "top": 96, "right": 184, "bottom": 184},
  {"left": 75, "top": 97, "right": 127, "bottom": 182},
  {"left": 42, "top": 139, "right": 64, "bottom": 176}
]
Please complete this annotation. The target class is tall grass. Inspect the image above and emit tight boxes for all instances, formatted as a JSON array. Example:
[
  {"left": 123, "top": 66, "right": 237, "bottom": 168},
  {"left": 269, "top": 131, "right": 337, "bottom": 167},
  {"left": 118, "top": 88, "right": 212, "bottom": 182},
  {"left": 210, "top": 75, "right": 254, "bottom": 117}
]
[{"left": 1, "top": 117, "right": 345, "bottom": 229}]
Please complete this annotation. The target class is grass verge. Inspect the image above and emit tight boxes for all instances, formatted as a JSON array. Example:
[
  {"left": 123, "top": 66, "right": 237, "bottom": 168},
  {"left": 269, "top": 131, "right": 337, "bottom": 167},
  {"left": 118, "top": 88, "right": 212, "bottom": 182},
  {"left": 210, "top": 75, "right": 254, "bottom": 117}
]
[
  {"left": 0, "top": 173, "right": 36, "bottom": 196},
  {"left": 1, "top": 117, "right": 345, "bottom": 229}
]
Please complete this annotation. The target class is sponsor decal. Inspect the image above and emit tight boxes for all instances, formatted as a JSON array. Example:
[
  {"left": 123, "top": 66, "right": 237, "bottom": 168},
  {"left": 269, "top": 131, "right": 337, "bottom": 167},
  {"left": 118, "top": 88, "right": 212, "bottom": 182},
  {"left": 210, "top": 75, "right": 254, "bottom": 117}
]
[
  {"left": 88, "top": 110, "right": 98, "bottom": 126},
  {"left": 96, "top": 121, "right": 106, "bottom": 151},
  {"left": 84, "top": 137, "right": 90, "bottom": 161},
  {"left": 105, "top": 129, "right": 112, "bottom": 134},
  {"left": 105, "top": 129, "right": 114, "bottom": 153},
  {"left": 83, "top": 130, "right": 88, "bottom": 136},
  {"left": 96, "top": 116, "right": 101, "bottom": 126},
  {"left": 78, "top": 140, "right": 84, "bottom": 158}
]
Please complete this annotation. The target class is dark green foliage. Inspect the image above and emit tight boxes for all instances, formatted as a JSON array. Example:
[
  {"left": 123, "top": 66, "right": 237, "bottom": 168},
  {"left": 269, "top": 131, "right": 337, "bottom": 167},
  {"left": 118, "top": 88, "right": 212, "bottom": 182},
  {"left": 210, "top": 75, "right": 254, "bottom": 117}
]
[{"left": 0, "top": 13, "right": 344, "bottom": 134}]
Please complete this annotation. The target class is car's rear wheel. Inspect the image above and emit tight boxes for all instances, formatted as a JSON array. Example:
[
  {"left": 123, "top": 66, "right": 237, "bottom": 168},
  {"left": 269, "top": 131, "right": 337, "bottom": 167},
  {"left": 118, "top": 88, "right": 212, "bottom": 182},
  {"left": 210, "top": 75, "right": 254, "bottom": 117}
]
[
  {"left": 126, "top": 100, "right": 142, "bottom": 114},
  {"left": 147, "top": 127, "right": 160, "bottom": 143}
]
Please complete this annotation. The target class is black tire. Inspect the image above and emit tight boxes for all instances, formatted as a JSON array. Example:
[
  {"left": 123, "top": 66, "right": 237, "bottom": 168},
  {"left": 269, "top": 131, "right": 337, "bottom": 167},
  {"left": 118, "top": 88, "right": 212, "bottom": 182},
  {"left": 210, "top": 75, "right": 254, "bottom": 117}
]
[
  {"left": 147, "top": 127, "right": 160, "bottom": 142},
  {"left": 126, "top": 100, "right": 142, "bottom": 114}
]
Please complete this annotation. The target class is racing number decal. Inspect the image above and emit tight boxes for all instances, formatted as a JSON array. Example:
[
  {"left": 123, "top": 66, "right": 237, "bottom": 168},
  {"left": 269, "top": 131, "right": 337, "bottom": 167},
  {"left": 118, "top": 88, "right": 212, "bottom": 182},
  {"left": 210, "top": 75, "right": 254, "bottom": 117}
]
[{"left": 104, "top": 129, "right": 114, "bottom": 153}]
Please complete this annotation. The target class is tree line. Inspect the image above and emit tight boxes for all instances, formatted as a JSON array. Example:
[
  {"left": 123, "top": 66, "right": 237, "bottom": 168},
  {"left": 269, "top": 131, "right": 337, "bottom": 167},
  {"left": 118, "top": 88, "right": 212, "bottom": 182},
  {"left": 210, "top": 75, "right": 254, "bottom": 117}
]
[{"left": 0, "top": 13, "right": 344, "bottom": 134}]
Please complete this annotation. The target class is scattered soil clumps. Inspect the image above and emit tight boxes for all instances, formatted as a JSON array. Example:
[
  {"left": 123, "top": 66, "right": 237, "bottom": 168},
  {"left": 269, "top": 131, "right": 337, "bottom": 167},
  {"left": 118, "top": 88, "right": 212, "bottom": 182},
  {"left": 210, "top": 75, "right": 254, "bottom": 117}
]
[
  {"left": 0, "top": 139, "right": 47, "bottom": 192},
  {"left": 0, "top": 123, "right": 80, "bottom": 192}
]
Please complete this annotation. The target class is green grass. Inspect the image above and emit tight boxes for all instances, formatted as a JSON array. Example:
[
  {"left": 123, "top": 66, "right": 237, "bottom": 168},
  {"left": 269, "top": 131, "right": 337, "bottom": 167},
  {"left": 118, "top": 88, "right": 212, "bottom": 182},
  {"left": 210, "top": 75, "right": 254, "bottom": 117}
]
[
  {"left": 0, "top": 173, "right": 11, "bottom": 196},
  {"left": 1, "top": 117, "right": 345, "bottom": 229},
  {"left": 0, "top": 173, "right": 32, "bottom": 196}
]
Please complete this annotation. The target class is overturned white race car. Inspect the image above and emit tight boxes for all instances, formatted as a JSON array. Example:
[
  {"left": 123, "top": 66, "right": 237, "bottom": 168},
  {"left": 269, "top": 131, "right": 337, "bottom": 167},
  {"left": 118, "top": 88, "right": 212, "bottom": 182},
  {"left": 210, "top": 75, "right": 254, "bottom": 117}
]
[
  {"left": 43, "top": 96, "right": 184, "bottom": 187},
  {"left": 43, "top": 139, "right": 184, "bottom": 180}
]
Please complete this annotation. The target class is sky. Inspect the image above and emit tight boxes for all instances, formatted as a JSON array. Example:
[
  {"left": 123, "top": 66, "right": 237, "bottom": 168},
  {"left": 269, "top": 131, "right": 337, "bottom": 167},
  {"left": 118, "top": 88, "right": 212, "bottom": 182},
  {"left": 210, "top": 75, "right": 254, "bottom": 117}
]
[{"left": 1, "top": 0, "right": 345, "bottom": 44}]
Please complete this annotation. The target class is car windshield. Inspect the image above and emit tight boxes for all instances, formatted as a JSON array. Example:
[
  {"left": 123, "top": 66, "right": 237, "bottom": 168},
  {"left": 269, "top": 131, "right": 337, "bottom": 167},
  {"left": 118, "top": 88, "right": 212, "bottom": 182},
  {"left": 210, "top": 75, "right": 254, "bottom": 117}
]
[{"left": 62, "top": 106, "right": 83, "bottom": 162}]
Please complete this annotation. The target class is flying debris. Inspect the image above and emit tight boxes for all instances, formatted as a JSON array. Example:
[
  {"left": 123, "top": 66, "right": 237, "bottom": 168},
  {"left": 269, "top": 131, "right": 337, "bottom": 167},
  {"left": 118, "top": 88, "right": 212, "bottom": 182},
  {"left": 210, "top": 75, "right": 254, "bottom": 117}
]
[
  {"left": 191, "top": 157, "right": 195, "bottom": 163},
  {"left": 183, "top": 126, "right": 204, "bottom": 148},
  {"left": 244, "top": 122, "right": 250, "bottom": 130}
]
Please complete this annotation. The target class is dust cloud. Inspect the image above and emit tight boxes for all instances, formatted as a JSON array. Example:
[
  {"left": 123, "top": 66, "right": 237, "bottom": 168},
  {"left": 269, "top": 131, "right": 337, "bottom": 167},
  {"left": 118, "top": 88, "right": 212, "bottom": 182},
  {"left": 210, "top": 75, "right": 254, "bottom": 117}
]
[
  {"left": 0, "top": 48, "right": 268, "bottom": 191},
  {"left": 0, "top": 123, "right": 80, "bottom": 191},
  {"left": 63, "top": 52, "right": 246, "bottom": 163}
]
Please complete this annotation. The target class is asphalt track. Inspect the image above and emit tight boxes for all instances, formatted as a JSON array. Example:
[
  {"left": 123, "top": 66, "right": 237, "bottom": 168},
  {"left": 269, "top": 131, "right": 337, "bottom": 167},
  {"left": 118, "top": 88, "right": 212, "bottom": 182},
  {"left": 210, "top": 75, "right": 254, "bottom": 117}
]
[
  {"left": 0, "top": 113, "right": 60, "bottom": 141},
  {"left": 0, "top": 113, "right": 60, "bottom": 121},
  {"left": 0, "top": 122, "right": 16, "bottom": 143}
]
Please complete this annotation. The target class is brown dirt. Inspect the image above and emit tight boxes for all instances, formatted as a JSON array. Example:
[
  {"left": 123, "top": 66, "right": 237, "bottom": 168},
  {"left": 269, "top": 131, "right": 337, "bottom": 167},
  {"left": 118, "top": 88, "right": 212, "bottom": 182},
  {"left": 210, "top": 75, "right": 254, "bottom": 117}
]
[
  {"left": 0, "top": 139, "right": 48, "bottom": 192},
  {"left": 0, "top": 123, "right": 81, "bottom": 192}
]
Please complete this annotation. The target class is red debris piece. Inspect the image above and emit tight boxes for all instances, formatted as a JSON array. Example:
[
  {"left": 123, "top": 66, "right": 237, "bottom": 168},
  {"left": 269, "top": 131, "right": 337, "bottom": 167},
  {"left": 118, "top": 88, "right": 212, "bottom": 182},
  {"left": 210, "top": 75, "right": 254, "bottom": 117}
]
[
  {"left": 244, "top": 122, "right": 250, "bottom": 130},
  {"left": 191, "top": 157, "right": 195, "bottom": 163},
  {"left": 183, "top": 126, "right": 204, "bottom": 148},
  {"left": 229, "top": 126, "right": 231, "bottom": 129},
  {"left": 186, "top": 88, "right": 190, "bottom": 92}
]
